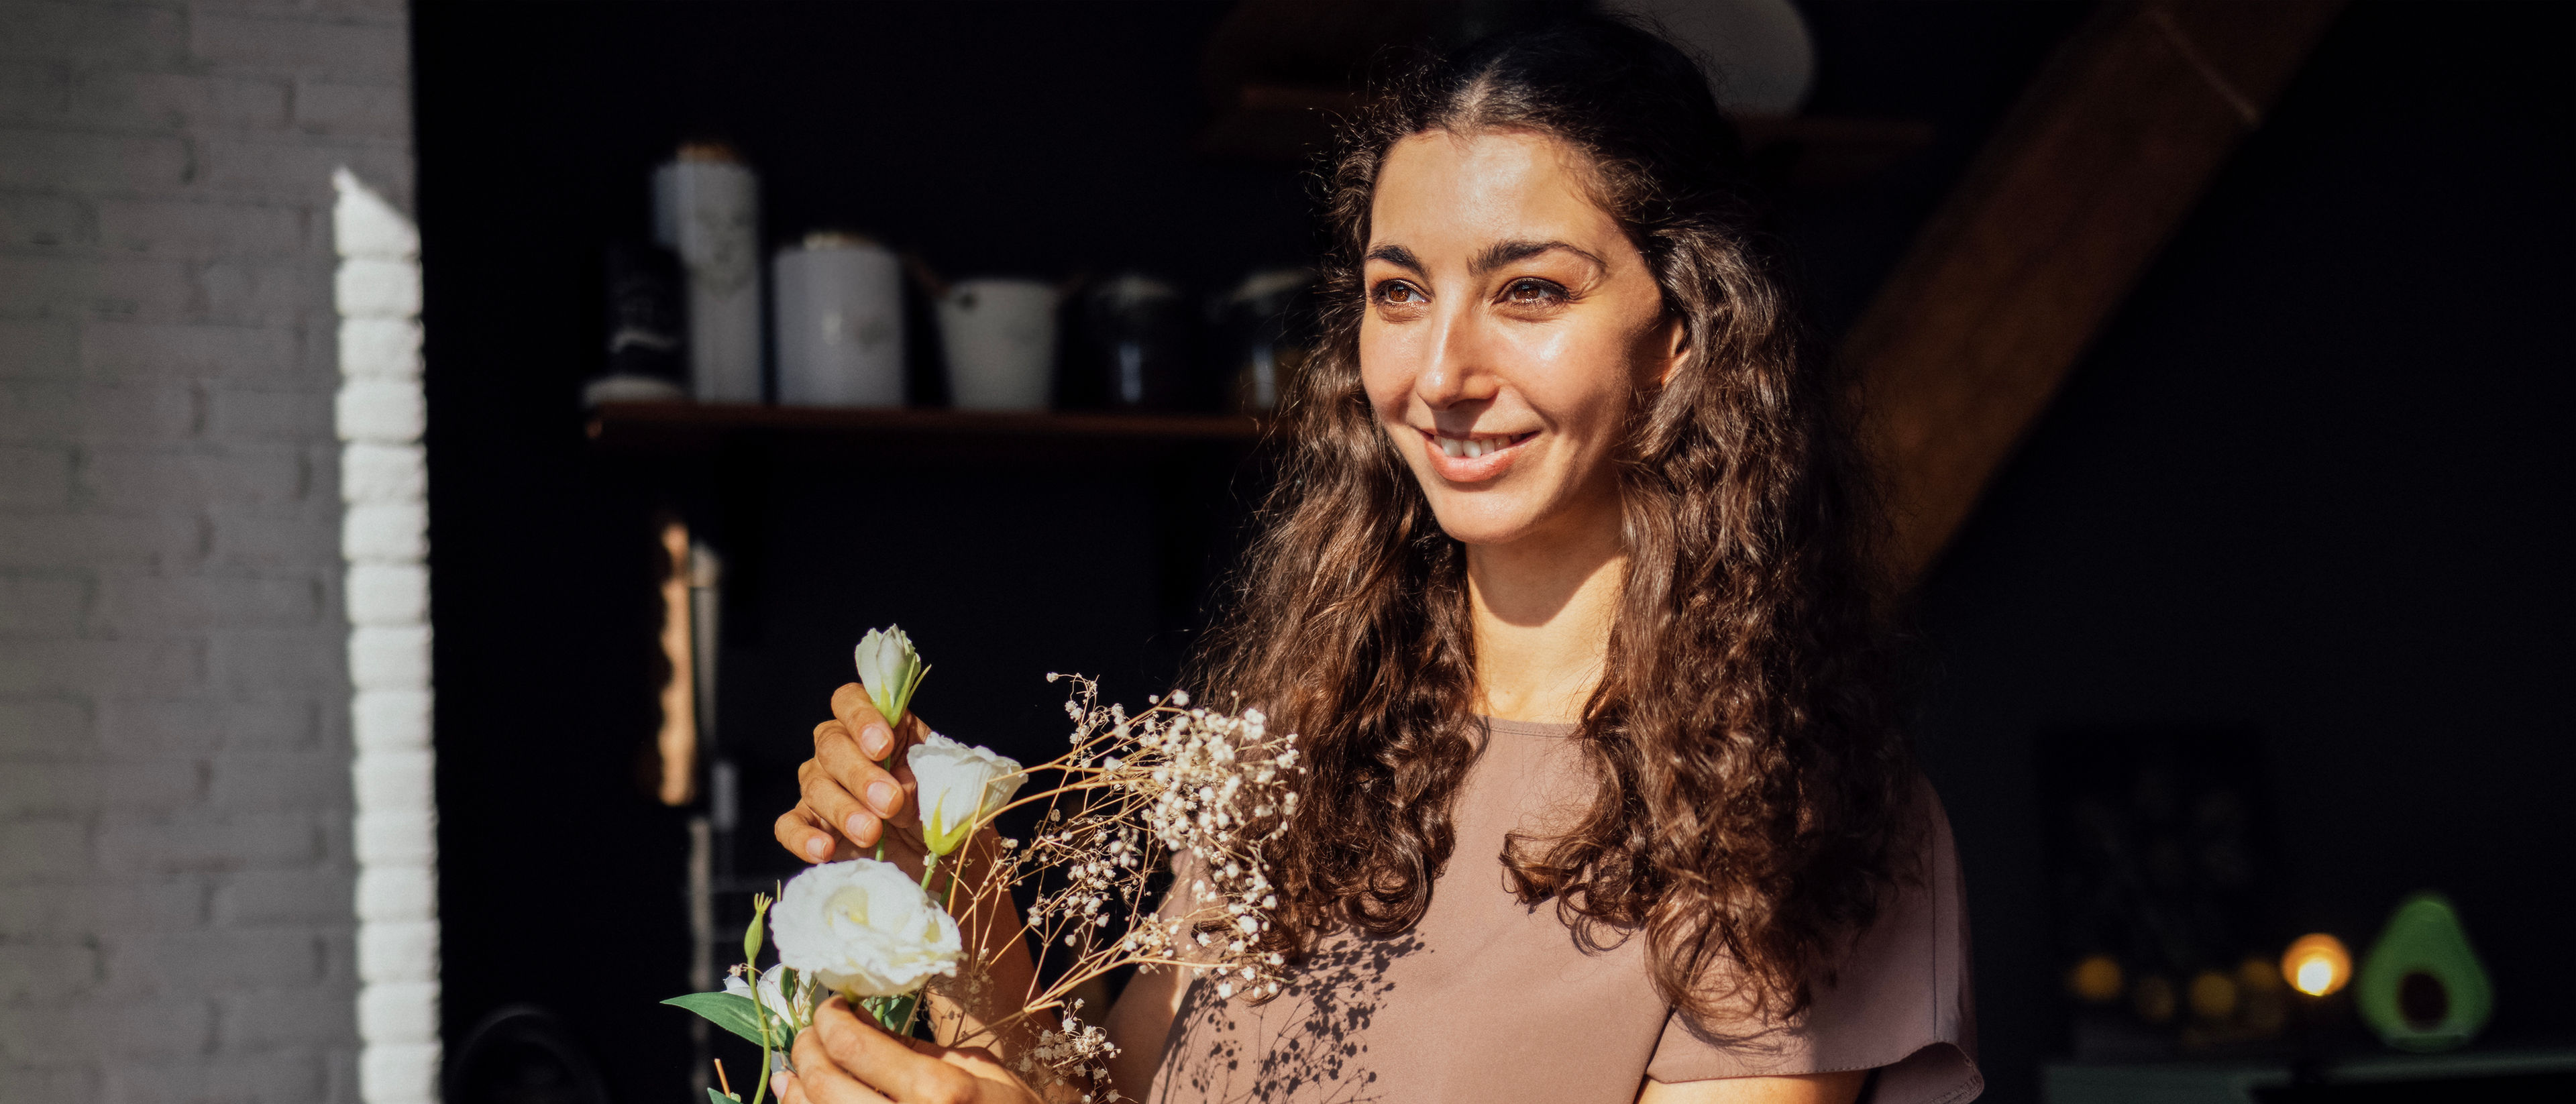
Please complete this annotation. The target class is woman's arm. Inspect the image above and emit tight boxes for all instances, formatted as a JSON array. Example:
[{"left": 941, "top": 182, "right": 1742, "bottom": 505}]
[
  {"left": 1637, "top": 1070, "right": 1867, "bottom": 1104},
  {"left": 1099, "top": 962, "right": 1189, "bottom": 1099}
]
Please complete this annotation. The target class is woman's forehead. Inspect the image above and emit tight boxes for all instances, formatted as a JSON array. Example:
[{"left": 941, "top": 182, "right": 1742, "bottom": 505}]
[{"left": 1368, "top": 129, "right": 1623, "bottom": 254}]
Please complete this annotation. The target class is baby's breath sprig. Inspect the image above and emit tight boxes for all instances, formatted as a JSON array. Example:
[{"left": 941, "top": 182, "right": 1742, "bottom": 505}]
[{"left": 935, "top": 675, "right": 1305, "bottom": 1100}]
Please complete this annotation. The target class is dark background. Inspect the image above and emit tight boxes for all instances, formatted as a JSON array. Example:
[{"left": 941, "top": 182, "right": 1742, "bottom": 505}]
[{"left": 411, "top": 3, "right": 2571, "bottom": 1101}]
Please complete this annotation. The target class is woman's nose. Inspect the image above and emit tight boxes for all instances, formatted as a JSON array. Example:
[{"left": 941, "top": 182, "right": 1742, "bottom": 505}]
[{"left": 1415, "top": 309, "right": 1497, "bottom": 409}]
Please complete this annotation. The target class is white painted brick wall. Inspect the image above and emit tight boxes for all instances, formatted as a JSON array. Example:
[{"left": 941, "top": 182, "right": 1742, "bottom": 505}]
[{"left": 0, "top": 2, "right": 415, "bottom": 1101}]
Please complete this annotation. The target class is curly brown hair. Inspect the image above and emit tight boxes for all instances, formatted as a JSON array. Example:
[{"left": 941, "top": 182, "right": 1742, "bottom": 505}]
[{"left": 1193, "top": 14, "right": 1918, "bottom": 1023}]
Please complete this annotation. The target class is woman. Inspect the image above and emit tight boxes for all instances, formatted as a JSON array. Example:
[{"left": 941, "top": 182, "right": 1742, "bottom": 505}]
[{"left": 771, "top": 15, "right": 1975, "bottom": 1104}]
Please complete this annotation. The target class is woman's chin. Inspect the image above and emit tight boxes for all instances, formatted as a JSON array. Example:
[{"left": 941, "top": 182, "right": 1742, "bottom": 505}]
[{"left": 1428, "top": 506, "right": 1550, "bottom": 548}]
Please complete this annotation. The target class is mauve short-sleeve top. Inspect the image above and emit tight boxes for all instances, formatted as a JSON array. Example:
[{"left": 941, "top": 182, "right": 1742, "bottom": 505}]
[{"left": 1147, "top": 717, "right": 1980, "bottom": 1104}]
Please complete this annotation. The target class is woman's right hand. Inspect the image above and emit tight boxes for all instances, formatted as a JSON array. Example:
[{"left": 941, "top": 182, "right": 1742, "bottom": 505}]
[
  {"left": 776, "top": 998, "right": 1046, "bottom": 1104},
  {"left": 775, "top": 683, "right": 928, "bottom": 865}
]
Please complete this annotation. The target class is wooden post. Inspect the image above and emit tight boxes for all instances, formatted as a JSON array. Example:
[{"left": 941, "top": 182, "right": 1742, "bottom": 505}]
[{"left": 1849, "top": 1, "right": 2345, "bottom": 585}]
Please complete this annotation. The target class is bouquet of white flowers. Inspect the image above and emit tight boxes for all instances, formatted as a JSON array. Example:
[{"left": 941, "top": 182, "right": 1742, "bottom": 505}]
[{"left": 666, "top": 627, "right": 1303, "bottom": 1103}]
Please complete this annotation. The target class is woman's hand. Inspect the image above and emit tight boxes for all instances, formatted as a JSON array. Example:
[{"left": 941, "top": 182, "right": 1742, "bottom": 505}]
[
  {"left": 775, "top": 683, "right": 928, "bottom": 865},
  {"left": 776, "top": 998, "right": 1046, "bottom": 1104}
]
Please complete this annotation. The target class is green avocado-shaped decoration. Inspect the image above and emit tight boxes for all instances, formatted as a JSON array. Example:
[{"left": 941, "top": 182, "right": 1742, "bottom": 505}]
[{"left": 2355, "top": 892, "right": 2493, "bottom": 1052}]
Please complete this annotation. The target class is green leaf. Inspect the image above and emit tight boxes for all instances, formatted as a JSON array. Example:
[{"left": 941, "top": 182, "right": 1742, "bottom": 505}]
[
  {"left": 873, "top": 993, "right": 918, "bottom": 1035},
  {"left": 707, "top": 1090, "right": 740, "bottom": 1104},
  {"left": 661, "top": 991, "right": 771, "bottom": 1048}
]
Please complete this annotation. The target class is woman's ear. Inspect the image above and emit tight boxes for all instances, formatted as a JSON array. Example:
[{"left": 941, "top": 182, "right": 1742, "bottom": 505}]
[{"left": 1653, "top": 314, "right": 1689, "bottom": 387}]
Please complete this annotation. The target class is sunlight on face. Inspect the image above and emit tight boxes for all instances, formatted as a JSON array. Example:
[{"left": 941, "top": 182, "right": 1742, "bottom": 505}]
[{"left": 1360, "top": 129, "right": 1679, "bottom": 549}]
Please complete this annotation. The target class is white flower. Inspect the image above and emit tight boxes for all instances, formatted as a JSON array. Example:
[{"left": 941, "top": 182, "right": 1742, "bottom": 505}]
[
  {"left": 854, "top": 626, "right": 929, "bottom": 726},
  {"left": 723, "top": 964, "right": 816, "bottom": 1034},
  {"left": 722, "top": 963, "right": 784, "bottom": 1006},
  {"left": 770, "top": 859, "right": 961, "bottom": 999},
  {"left": 908, "top": 732, "right": 1025, "bottom": 857}
]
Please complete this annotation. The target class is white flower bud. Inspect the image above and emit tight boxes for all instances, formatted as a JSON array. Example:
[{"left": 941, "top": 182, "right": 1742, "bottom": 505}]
[
  {"left": 908, "top": 732, "right": 1026, "bottom": 857},
  {"left": 853, "top": 626, "right": 930, "bottom": 726}
]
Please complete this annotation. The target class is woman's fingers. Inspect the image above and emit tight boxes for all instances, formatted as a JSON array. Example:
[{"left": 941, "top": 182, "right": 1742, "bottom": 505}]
[
  {"left": 808, "top": 999, "right": 985, "bottom": 1103},
  {"left": 830, "top": 683, "right": 900, "bottom": 760},
  {"left": 816, "top": 720, "right": 918, "bottom": 828},
  {"left": 782, "top": 1028, "right": 895, "bottom": 1103},
  {"left": 777, "top": 685, "right": 940, "bottom": 866},
  {"left": 775, "top": 806, "right": 833, "bottom": 864},
  {"left": 767, "top": 767, "right": 870, "bottom": 859},
  {"left": 800, "top": 753, "right": 888, "bottom": 849},
  {"left": 811, "top": 734, "right": 895, "bottom": 837}
]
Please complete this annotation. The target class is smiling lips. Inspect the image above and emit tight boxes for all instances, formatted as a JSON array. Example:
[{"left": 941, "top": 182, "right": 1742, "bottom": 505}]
[{"left": 1420, "top": 429, "right": 1536, "bottom": 482}]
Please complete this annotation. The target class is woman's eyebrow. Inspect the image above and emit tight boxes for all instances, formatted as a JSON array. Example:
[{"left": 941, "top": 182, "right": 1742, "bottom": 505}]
[
  {"left": 1363, "top": 243, "right": 1424, "bottom": 273},
  {"left": 1474, "top": 239, "right": 1603, "bottom": 275}
]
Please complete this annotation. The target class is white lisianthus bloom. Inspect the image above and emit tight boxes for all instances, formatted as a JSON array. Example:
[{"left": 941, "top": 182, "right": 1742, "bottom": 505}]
[
  {"left": 722, "top": 964, "right": 816, "bottom": 1034},
  {"left": 908, "top": 732, "right": 1026, "bottom": 857},
  {"left": 770, "top": 859, "right": 963, "bottom": 999},
  {"left": 853, "top": 626, "right": 929, "bottom": 727}
]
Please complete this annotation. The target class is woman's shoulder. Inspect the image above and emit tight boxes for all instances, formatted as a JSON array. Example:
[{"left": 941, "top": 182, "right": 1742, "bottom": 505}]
[{"left": 1642, "top": 772, "right": 1980, "bottom": 1100}]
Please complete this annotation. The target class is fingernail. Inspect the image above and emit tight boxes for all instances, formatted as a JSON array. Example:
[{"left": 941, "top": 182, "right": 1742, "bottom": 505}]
[
  {"left": 861, "top": 724, "right": 892, "bottom": 759},
  {"left": 845, "top": 814, "right": 873, "bottom": 842},
  {"left": 867, "top": 780, "right": 899, "bottom": 815},
  {"left": 804, "top": 835, "right": 829, "bottom": 861}
]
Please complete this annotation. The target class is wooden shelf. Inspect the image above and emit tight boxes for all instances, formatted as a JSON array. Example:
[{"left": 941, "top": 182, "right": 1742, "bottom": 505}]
[{"left": 584, "top": 401, "right": 1266, "bottom": 459}]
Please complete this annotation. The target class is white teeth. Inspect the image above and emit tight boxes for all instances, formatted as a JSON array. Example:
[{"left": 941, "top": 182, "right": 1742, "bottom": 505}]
[{"left": 1437, "top": 435, "right": 1511, "bottom": 459}]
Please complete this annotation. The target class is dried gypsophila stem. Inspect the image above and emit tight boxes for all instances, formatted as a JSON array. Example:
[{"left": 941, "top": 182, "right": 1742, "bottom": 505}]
[
  {"left": 926, "top": 675, "right": 1303, "bottom": 1094},
  {"left": 1013, "top": 1000, "right": 1119, "bottom": 1103}
]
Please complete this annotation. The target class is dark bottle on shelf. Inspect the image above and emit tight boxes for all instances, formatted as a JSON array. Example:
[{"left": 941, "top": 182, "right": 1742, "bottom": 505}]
[
  {"left": 586, "top": 241, "right": 688, "bottom": 407},
  {"left": 1210, "top": 268, "right": 1316, "bottom": 415},
  {"left": 1071, "top": 273, "right": 1199, "bottom": 411}
]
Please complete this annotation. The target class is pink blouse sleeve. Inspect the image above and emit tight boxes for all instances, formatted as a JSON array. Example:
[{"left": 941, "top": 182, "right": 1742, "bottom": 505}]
[{"left": 1645, "top": 780, "right": 1982, "bottom": 1104}]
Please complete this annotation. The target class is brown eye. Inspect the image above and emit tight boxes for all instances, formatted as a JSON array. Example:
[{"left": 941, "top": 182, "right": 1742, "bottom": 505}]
[
  {"left": 1503, "top": 278, "right": 1566, "bottom": 305},
  {"left": 1375, "top": 280, "right": 1426, "bottom": 305}
]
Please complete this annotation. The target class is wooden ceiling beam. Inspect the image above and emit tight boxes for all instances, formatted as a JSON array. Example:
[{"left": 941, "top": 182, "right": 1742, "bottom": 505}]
[{"left": 1849, "top": 0, "right": 2346, "bottom": 586}]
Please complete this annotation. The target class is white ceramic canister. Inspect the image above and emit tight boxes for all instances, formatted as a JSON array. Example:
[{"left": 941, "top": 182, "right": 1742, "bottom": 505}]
[
  {"left": 652, "top": 143, "right": 762, "bottom": 403},
  {"left": 773, "top": 232, "right": 904, "bottom": 408},
  {"left": 936, "top": 278, "right": 1059, "bottom": 411}
]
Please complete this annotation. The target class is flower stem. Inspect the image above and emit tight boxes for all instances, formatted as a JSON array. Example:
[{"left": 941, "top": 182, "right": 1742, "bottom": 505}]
[
  {"left": 750, "top": 996, "right": 774, "bottom": 1104},
  {"left": 873, "top": 749, "right": 897, "bottom": 862}
]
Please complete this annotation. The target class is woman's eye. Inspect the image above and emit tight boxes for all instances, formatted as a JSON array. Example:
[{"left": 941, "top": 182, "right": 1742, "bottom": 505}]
[
  {"left": 1375, "top": 281, "right": 1426, "bottom": 306},
  {"left": 1502, "top": 278, "right": 1566, "bottom": 305}
]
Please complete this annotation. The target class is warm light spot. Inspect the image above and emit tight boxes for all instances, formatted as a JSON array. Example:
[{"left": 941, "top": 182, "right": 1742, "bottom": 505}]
[
  {"left": 2189, "top": 970, "right": 2239, "bottom": 1021},
  {"left": 2282, "top": 933, "right": 2352, "bottom": 997},
  {"left": 2068, "top": 954, "right": 2124, "bottom": 1003},
  {"left": 2239, "top": 956, "right": 2284, "bottom": 994}
]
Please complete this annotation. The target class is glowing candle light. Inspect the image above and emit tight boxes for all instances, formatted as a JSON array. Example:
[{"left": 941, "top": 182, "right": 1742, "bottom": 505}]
[{"left": 2282, "top": 933, "right": 2352, "bottom": 997}]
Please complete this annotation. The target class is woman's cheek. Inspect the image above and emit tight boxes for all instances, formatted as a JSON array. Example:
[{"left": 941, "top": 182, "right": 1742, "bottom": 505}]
[{"left": 1357, "top": 333, "right": 1413, "bottom": 420}]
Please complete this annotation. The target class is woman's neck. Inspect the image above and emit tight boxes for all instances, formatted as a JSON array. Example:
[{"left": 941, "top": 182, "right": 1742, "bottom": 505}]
[{"left": 1465, "top": 510, "right": 1625, "bottom": 724}]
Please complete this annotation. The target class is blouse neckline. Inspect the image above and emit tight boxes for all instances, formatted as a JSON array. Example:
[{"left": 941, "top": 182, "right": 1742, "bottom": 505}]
[{"left": 1477, "top": 715, "right": 1580, "bottom": 737}]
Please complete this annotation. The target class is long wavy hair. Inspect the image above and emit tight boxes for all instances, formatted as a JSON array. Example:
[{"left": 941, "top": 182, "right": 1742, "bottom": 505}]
[{"left": 1194, "top": 14, "right": 1915, "bottom": 1022}]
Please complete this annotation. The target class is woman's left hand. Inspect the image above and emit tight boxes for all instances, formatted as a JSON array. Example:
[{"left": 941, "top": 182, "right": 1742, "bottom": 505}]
[{"left": 777, "top": 997, "right": 1046, "bottom": 1104}]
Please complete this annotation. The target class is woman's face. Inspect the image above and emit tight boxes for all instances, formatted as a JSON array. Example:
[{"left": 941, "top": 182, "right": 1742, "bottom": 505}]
[{"left": 1360, "top": 128, "right": 1680, "bottom": 549}]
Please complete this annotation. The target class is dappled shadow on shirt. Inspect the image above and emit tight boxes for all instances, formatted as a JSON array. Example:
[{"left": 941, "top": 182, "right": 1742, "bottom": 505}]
[{"left": 1152, "top": 932, "right": 1426, "bottom": 1104}]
